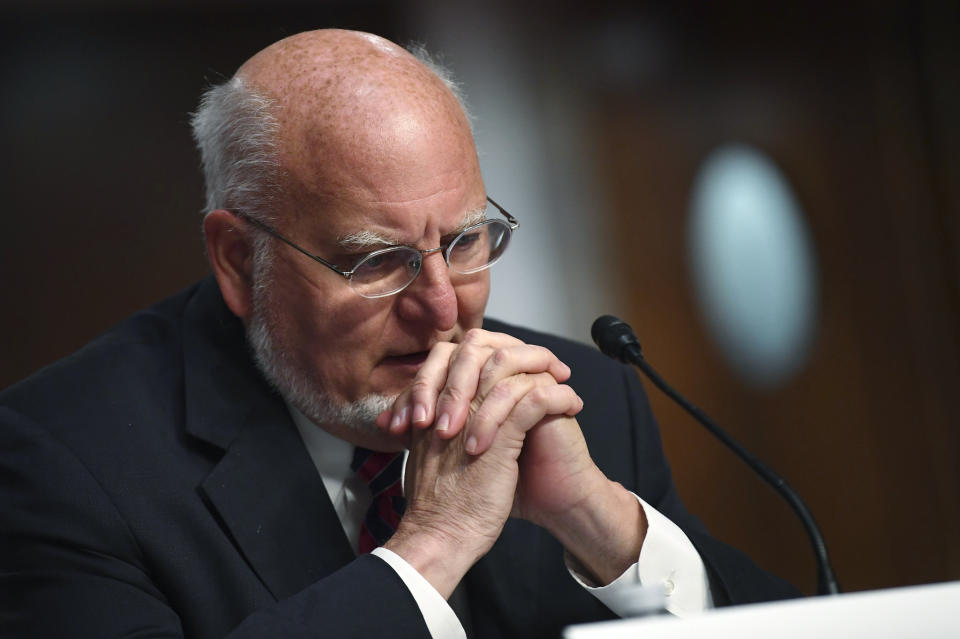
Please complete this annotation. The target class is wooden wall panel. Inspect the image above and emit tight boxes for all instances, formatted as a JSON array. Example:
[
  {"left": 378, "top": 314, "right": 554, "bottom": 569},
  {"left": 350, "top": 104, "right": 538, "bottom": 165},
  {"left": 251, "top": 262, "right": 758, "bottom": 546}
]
[{"left": 589, "top": 1, "right": 960, "bottom": 594}]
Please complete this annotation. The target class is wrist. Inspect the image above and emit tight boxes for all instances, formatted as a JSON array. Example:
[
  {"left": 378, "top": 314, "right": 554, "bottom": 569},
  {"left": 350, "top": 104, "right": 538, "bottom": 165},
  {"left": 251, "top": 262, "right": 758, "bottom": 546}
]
[
  {"left": 542, "top": 478, "right": 647, "bottom": 586},
  {"left": 384, "top": 512, "right": 493, "bottom": 599}
]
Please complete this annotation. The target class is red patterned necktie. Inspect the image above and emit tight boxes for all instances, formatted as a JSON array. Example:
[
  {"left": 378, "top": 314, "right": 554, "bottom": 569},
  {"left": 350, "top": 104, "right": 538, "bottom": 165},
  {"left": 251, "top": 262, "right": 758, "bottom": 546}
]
[{"left": 351, "top": 447, "right": 406, "bottom": 554}]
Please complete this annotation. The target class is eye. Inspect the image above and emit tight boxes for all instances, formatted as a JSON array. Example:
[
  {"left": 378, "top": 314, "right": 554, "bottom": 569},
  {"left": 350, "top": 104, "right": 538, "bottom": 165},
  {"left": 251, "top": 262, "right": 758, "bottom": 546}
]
[
  {"left": 362, "top": 253, "right": 386, "bottom": 268},
  {"left": 354, "top": 252, "right": 392, "bottom": 276},
  {"left": 352, "top": 248, "right": 417, "bottom": 281},
  {"left": 451, "top": 230, "right": 483, "bottom": 253}
]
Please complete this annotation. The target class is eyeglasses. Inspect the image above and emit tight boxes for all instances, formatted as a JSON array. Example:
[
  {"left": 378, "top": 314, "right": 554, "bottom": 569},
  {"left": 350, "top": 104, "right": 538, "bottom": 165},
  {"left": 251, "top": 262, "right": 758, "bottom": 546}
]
[{"left": 232, "top": 197, "right": 518, "bottom": 298}]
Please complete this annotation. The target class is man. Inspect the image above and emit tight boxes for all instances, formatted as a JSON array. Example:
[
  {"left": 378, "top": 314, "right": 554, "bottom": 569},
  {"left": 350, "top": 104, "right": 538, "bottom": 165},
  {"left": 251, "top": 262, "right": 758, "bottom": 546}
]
[{"left": 0, "top": 29, "right": 796, "bottom": 638}]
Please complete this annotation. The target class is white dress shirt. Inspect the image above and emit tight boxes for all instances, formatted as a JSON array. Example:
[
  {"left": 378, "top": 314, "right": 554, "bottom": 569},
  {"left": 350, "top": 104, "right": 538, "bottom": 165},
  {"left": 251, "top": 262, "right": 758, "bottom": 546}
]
[{"left": 290, "top": 405, "right": 712, "bottom": 638}]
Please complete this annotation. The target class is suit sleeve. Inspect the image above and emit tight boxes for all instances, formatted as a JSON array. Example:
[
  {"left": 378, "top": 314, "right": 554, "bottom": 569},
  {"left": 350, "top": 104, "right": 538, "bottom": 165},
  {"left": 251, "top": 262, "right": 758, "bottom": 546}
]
[
  {"left": 0, "top": 407, "right": 431, "bottom": 638},
  {"left": 228, "top": 555, "right": 431, "bottom": 638}
]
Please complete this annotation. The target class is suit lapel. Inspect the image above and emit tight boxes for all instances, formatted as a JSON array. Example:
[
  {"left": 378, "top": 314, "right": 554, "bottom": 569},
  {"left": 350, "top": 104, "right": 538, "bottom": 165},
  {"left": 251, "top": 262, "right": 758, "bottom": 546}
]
[
  {"left": 198, "top": 407, "right": 356, "bottom": 600},
  {"left": 181, "top": 277, "right": 355, "bottom": 600}
]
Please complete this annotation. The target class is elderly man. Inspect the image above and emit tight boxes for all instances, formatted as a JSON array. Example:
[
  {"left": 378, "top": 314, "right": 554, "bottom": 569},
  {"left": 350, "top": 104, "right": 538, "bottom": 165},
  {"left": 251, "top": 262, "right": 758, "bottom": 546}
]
[{"left": 0, "top": 29, "right": 796, "bottom": 638}]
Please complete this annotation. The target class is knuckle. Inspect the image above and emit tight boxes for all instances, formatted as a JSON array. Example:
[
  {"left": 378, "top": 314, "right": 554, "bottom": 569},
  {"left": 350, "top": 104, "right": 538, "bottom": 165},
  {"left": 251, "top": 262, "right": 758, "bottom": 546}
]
[
  {"left": 487, "top": 379, "right": 516, "bottom": 403},
  {"left": 439, "top": 385, "right": 466, "bottom": 404},
  {"left": 525, "top": 385, "right": 549, "bottom": 404},
  {"left": 457, "top": 342, "right": 483, "bottom": 362},
  {"left": 469, "top": 402, "right": 495, "bottom": 429},
  {"left": 514, "top": 392, "right": 543, "bottom": 419},
  {"left": 463, "top": 328, "right": 486, "bottom": 344},
  {"left": 491, "top": 347, "right": 511, "bottom": 367},
  {"left": 411, "top": 379, "right": 434, "bottom": 396},
  {"left": 477, "top": 349, "right": 509, "bottom": 389}
]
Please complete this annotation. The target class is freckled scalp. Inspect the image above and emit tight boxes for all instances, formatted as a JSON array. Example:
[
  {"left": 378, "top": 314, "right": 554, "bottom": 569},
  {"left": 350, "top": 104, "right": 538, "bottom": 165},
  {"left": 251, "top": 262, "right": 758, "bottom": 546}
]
[{"left": 233, "top": 29, "right": 476, "bottom": 207}]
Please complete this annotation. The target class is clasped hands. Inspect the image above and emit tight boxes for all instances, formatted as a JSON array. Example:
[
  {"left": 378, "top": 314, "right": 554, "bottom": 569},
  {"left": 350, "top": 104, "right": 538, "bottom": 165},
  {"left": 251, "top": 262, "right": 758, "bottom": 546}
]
[{"left": 377, "top": 329, "right": 646, "bottom": 598}]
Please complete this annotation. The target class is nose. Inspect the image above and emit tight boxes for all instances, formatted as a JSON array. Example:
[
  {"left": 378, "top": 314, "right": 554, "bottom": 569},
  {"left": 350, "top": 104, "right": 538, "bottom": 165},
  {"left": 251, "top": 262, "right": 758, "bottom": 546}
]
[{"left": 395, "top": 251, "right": 458, "bottom": 331}]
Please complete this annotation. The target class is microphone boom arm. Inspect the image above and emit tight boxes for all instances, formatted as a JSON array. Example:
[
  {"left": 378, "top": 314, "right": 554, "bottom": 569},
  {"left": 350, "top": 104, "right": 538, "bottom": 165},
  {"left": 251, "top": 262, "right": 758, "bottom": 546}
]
[{"left": 592, "top": 316, "right": 839, "bottom": 596}]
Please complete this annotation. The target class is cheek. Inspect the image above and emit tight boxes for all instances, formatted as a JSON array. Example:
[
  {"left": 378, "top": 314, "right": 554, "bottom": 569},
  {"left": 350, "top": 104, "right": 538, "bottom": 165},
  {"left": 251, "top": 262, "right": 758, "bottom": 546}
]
[
  {"left": 456, "top": 273, "right": 490, "bottom": 328},
  {"left": 303, "top": 296, "right": 392, "bottom": 358},
  {"left": 274, "top": 272, "right": 385, "bottom": 366},
  {"left": 294, "top": 296, "right": 396, "bottom": 400}
]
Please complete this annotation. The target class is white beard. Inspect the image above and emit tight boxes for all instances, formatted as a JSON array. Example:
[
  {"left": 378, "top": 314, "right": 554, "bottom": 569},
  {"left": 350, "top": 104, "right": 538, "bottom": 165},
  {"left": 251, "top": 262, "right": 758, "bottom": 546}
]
[{"left": 245, "top": 252, "right": 395, "bottom": 436}]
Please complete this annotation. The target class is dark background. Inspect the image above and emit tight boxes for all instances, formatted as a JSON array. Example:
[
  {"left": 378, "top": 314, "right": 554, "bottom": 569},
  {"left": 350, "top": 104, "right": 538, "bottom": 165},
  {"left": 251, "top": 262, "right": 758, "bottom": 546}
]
[{"left": 2, "top": 0, "right": 958, "bottom": 598}]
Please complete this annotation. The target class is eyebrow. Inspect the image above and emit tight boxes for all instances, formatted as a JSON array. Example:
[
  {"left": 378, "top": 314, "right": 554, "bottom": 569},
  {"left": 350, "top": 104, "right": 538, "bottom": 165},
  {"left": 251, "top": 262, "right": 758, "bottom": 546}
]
[
  {"left": 336, "top": 205, "right": 488, "bottom": 252},
  {"left": 336, "top": 229, "right": 401, "bottom": 251}
]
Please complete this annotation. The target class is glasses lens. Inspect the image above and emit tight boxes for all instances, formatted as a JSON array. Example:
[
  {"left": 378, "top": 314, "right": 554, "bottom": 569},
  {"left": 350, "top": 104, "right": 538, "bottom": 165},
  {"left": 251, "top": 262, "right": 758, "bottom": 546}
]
[
  {"left": 449, "top": 220, "right": 511, "bottom": 275},
  {"left": 350, "top": 247, "right": 422, "bottom": 298}
]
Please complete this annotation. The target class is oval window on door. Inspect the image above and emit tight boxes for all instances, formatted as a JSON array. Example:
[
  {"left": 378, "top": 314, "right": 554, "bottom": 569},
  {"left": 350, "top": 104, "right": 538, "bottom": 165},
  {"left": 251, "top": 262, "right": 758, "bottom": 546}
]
[{"left": 688, "top": 145, "right": 818, "bottom": 389}]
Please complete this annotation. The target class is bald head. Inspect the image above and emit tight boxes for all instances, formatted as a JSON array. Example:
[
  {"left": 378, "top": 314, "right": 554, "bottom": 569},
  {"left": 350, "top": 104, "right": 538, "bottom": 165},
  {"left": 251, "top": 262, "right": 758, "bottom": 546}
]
[
  {"left": 192, "top": 29, "right": 479, "bottom": 224},
  {"left": 238, "top": 30, "right": 453, "bottom": 121},
  {"left": 235, "top": 30, "right": 477, "bottom": 212}
]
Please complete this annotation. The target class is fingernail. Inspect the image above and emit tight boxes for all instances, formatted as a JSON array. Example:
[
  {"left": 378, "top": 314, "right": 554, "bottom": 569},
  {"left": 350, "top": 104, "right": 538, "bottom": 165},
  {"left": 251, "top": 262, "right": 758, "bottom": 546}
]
[
  {"left": 413, "top": 404, "right": 427, "bottom": 424},
  {"left": 436, "top": 413, "right": 450, "bottom": 432},
  {"left": 466, "top": 436, "right": 477, "bottom": 454}
]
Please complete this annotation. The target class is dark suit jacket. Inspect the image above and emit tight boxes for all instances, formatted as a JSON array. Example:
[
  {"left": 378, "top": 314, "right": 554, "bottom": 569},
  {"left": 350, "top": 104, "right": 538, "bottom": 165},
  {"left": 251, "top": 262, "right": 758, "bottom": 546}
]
[{"left": 0, "top": 277, "right": 797, "bottom": 638}]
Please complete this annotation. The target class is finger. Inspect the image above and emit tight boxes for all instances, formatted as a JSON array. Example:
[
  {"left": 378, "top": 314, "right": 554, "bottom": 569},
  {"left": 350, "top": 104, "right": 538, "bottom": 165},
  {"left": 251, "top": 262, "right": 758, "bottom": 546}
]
[
  {"left": 380, "top": 388, "right": 413, "bottom": 435},
  {"left": 409, "top": 342, "right": 458, "bottom": 430},
  {"left": 440, "top": 341, "right": 570, "bottom": 441},
  {"left": 466, "top": 381, "right": 583, "bottom": 455},
  {"left": 433, "top": 341, "right": 492, "bottom": 437},
  {"left": 476, "top": 344, "right": 571, "bottom": 400},
  {"left": 463, "top": 372, "right": 551, "bottom": 454},
  {"left": 376, "top": 408, "right": 392, "bottom": 432},
  {"left": 434, "top": 330, "right": 525, "bottom": 438},
  {"left": 503, "top": 384, "right": 583, "bottom": 438}
]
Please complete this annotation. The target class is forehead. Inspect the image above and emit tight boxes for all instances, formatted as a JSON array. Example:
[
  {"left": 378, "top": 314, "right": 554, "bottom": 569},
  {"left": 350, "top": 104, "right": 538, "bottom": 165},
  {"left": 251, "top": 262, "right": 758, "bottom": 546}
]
[
  {"left": 298, "top": 181, "right": 488, "bottom": 250},
  {"left": 278, "top": 114, "right": 486, "bottom": 247}
]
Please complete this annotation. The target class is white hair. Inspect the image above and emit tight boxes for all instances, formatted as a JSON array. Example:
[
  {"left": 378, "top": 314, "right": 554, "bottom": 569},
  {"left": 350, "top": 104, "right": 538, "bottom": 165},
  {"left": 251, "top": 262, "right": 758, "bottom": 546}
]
[
  {"left": 190, "top": 76, "right": 282, "bottom": 223},
  {"left": 405, "top": 42, "right": 474, "bottom": 129}
]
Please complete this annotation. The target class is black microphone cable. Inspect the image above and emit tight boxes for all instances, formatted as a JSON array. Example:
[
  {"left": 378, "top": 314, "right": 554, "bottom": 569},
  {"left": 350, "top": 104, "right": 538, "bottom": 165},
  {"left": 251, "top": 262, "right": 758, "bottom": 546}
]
[{"left": 591, "top": 314, "right": 840, "bottom": 596}]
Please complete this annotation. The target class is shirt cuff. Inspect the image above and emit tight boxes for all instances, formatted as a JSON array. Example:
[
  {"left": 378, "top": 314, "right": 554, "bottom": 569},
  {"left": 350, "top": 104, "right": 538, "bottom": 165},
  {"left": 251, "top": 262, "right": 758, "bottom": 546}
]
[
  {"left": 371, "top": 547, "right": 466, "bottom": 639},
  {"left": 566, "top": 495, "right": 713, "bottom": 617}
]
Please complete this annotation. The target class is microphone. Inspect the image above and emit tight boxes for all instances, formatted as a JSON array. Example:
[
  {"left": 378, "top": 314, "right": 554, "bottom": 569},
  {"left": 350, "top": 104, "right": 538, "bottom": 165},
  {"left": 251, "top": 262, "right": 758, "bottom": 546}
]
[
  {"left": 591, "top": 315, "right": 840, "bottom": 596},
  {"left": 591, "top": 314, "right": 644, "bottom": 363}
]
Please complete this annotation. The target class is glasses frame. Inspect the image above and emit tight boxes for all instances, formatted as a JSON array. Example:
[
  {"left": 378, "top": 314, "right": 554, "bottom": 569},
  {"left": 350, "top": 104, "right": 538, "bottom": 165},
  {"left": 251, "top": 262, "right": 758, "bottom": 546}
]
[{"left": 230, "top": 196, "right": 518, "bottom": 298}]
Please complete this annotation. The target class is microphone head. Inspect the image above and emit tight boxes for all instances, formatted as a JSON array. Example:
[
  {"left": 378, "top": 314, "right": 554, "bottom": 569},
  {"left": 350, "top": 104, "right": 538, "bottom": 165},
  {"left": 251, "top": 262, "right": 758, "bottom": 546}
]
[{"left": 591, "top": 315, "right": 642, "bottom": 363}]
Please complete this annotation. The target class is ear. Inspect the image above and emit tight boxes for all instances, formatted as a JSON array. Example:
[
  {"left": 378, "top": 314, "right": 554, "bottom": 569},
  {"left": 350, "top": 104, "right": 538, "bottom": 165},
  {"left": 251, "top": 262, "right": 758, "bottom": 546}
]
[{"left": 204, "top": 209, "right": 255, "bottom": 321}]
